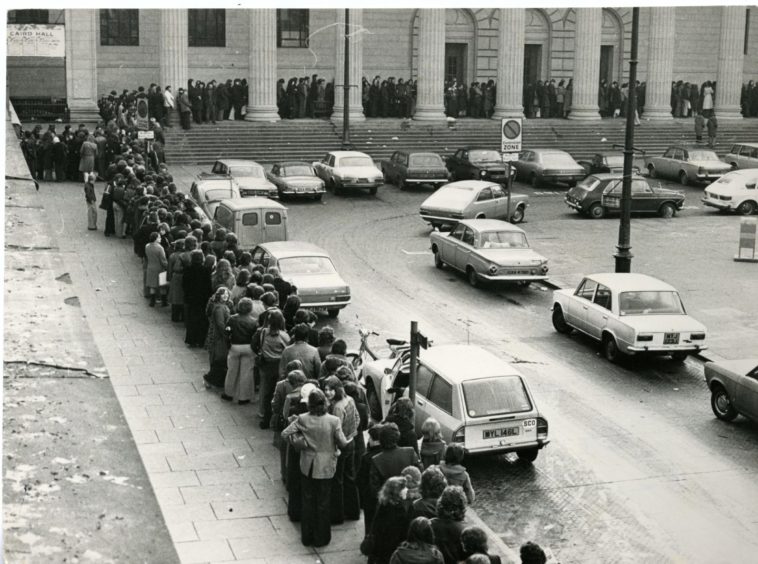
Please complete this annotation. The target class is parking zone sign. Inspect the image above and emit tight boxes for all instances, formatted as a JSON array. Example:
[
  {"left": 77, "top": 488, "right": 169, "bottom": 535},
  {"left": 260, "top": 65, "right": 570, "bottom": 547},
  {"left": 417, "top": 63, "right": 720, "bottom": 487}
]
[{"left": 501, "top": 118, "right": 522, "bottom": 153}]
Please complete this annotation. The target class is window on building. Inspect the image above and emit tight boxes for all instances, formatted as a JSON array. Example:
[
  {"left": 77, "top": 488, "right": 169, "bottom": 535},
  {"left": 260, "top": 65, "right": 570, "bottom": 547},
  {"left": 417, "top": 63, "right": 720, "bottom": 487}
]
[
  {"left": 100, "top": 10, "right": 139, "bottom": 46},
  {"left": 188, "top": 9, "right": 225, "bottom": 47},
  {"left": 277, "top": 9, "right": 309, "bottom": 48},
  {"left": 8, "top": 10, "right": 50, "bottom": 24}
]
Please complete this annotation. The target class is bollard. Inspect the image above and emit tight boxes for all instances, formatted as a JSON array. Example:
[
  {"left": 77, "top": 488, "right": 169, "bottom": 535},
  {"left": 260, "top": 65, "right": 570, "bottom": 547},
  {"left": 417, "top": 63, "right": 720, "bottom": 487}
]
[{"left": 734, "top": 217, "right": 758, "bottom": 263}]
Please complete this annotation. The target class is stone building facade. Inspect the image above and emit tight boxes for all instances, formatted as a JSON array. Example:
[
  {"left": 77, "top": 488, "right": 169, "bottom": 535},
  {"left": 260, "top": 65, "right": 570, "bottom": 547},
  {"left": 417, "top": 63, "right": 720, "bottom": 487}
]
[{"left": 7, "top": 7, "right": 758, "bottom": 121}]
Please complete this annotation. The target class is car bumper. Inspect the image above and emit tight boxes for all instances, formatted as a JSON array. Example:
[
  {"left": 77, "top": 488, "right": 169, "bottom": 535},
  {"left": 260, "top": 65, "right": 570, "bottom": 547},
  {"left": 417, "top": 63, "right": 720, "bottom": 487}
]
[
  {"left": 541, "top": 173, "right": 585, "bottom": 183},
  {"left": 565, "top": 199, "right": 584, "bottom": 211},
  {"left": 420, "top": 213, "right": 462, "bottom": 224},
  {"left": 300, "top": 298, "right": 352, "bottom": 310},
  {"left": 701, "top": 197, "right": 733, "bottom": 211},
  {"left": 405, "top": 178, "right": 449, "bottom": 185},
  {"left": 336, "top": 179, "right": 382, "bottom": 189},
  {"left": 625, "top": 344, "right": 708, "bottom": 354},
  {"left": 241, "top": 189, "right": 278, "bottom": 198},
  {"left": 696, "top": 173, "right": 727, "bottom": 181},
  {"left": 280, "top": 187, "right": 326, "bottom": 196},
  {"left": 479, "top": 273, "right": 549, "bottom": 282},
  {"left": 465, "top": 439, "right": 550, "bottom": 456}
]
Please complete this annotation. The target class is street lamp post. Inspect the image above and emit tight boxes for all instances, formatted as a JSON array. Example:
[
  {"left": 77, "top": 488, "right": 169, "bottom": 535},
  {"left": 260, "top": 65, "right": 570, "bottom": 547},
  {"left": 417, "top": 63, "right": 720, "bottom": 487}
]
[
  {"left": 341, "top": 8, "right": 352, "bottom": 150},
  {"left": 614, "top": 7, "right": 639, "bottom": 273}
]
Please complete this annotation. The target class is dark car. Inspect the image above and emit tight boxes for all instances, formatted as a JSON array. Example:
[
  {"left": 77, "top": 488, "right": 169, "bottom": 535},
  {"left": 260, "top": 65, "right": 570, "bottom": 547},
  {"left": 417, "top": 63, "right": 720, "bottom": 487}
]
[
  {"left": 512, "top": 149, "right": 586, "bottom": 188},
  {"left": 577, "top": 152, "right": 641, "bottom": 176},
  {"left": 564, "top": 174, "right": 685, "bottom": 219},
  {"left": 445, "top": 148, "right": 513, "bottom": 184},
  {"left": 381, "top": 151, "right": 449, "bottom": 190}
]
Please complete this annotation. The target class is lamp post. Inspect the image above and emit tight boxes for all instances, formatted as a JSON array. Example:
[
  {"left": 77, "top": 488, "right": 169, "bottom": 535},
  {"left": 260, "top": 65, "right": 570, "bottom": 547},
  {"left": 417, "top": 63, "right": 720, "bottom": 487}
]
[
  {"left": 614, "top": 7, "right": 639, "bottom": 273},
  {"left": 341, "top": 8, "right": 352, "bottom": 150}
]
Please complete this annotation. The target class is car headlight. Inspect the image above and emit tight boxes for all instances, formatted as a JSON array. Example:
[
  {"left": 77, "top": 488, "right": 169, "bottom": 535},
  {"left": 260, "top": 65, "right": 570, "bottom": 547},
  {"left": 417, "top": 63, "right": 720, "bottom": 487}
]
[
  {"left": 488, "top": 265, "right": 498, "bottom": 275},
  {"left": 637, "top": 334, "right": 654, "bottom": 342},
  {"left": 480, "top": 170, "right": 487, "bottom": 177}
]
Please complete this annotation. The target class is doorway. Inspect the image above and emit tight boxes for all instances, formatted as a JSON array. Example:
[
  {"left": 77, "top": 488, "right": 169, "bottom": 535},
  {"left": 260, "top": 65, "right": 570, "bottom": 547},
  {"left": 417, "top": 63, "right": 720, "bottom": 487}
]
[
  {"left": 445, "top": 43, "right": 466, "bottom": 85},
  {"left": 523, "top": 44, "right": 543, "bottom": 86},
  {"left": 600, "top": 46, "right": 614, "bottom": 84}
]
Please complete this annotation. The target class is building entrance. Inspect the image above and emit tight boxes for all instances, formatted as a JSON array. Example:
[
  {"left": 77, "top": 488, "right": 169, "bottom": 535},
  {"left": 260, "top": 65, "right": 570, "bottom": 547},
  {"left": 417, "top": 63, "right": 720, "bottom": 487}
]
[
  {"left": 600, "top": 45, "right": 615, "bottom": 84},
  {"left": 524, "top": 44, "right": 543, "bottom": 86},
  {"left": 445, "top": 43, "right": 466, "bottom": 85}
]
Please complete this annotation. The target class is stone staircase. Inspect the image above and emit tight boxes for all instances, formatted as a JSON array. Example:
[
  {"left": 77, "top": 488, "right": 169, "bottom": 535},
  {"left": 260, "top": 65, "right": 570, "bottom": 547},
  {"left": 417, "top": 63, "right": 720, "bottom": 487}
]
[{"left": 163, "top": 117, "right": 757, "bottom": 166}]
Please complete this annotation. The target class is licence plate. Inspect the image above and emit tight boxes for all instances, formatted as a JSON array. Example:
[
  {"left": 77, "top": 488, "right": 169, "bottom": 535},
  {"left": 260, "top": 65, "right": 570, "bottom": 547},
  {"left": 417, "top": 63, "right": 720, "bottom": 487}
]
[
  {"left": 664, "top": 332, "right": 679, "bottom": 344},
  {"left": 483, "top": 427, "right": 520, "bottom": 439},
  {"left": 511, "top": 270, "right": 530, "bottom": 275}
]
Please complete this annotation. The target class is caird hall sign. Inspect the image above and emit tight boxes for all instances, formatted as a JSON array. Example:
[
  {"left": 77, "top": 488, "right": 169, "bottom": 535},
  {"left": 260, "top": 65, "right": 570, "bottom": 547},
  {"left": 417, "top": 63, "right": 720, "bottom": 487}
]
[{"left": 7, "top": 24, "right": 65, "bottom": 58}]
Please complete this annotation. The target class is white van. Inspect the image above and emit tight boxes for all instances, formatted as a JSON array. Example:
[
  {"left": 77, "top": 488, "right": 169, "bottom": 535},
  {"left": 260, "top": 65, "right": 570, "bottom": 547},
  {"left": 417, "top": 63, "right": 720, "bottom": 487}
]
[{"left": 212, "top": 198, "right": 288, "bottom": 249}]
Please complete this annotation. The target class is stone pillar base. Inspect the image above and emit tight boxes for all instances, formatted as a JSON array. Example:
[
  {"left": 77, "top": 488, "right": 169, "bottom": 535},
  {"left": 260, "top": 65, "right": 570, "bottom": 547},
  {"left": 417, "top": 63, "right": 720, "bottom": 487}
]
[
  {"left": 492, "top": 106, "right": 524, "bottom": 119},
  {"left": 568, "top": 106, "right": 601, "bottom": 120},
  {"left": 68, "top": 101, "right": 101, "bottom": 124},
  {"left": 245, "top": 106, "right": 280, "bottom": 122},
  {"left": 414, "top": 106, "right": 446, "bottom": 121},
  {"left": 330, "top": 106, "right": 366, "bottom": 123},
  {"left": 716, "top": 106, "right": 744, "bottom": 120},
  {"left": 643, "top": 106, "right": 673, "bottom": 120}
]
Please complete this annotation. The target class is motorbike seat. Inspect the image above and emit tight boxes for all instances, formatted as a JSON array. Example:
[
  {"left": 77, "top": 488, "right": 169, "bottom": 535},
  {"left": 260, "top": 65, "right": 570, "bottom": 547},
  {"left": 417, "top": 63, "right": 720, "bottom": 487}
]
[{"left": 386, "top": 338, "right": 407, "bottom": 346}]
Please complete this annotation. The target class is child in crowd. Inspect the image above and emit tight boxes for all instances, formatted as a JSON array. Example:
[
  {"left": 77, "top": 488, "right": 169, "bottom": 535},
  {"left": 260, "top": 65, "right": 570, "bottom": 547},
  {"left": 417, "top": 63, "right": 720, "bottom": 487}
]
[
  {"left": 401, "top": 465, "right": 422, "bottom": 508},
  {"left": 439, "top": 443, "right": 475, "bottom": 505},
  {"left": 419, "top": 417, "right": 446, "bottom": 469}
]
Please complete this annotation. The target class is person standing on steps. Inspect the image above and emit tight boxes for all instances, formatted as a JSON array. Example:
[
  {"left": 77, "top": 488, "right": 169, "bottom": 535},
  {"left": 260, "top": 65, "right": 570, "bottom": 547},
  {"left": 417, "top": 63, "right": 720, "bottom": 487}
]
[
  {"left": 177, "top": 88, "right": 192, "bottom": 130},
  {"left": 707, "top": 115, "right": 718, "bottom": 149}
]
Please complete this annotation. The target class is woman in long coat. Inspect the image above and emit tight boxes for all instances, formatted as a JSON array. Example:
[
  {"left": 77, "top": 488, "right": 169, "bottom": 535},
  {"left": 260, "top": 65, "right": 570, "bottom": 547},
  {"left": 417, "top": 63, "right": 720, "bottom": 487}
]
[
  {"left": 182, "top": 250, "right": 212, "bottom": 348},
  {"left": 79, "top": 135, "right": 98, "bottom": 180},
  {"left": 167, "top": 238, "right": 185, "bottom": 322},
  {"left": 203, "top": 287, "right": 233, "bottom": 388},
  {"left": 145, "top": 231, "right": 168, "bottom": 307}
]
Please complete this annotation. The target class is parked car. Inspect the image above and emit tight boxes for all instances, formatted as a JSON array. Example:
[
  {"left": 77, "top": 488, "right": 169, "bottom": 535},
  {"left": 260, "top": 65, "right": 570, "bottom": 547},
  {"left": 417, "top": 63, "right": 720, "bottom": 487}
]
[
  {"left": 189, "top": 178, "right": 241, "bottom": 221},
  {"left": 361, "top": 344, "right": 550, "bottom": 461},
  {"left": 212, "top": 198, "right": 287, "bottom": 249},
  {"left": 250, "top": 241, "right": 350, "bottom": 318},
  {"left": 705, "top": 359, "right": 758, "bottom": 422},
  {"left": 312, "top": 150, "right": 383, "bottom": 196},
  {"left": 512, "top": 149, "right": 586, "bottom": 188},
  {"left": 551, "top": 273, "right": 708, "bottom": 363},
  {"left": 419, "top": 180, "right": 529, "bottom": 229},
  {"left": 430, "top": 219, "right": 548, "bottom": 288},
  {"left": 565, "top": 174, "right": 685, "bottom": 219},
  {"left": 199, "top": 159, "right": 278, "bottom": 198},
  {"left": 724, "top": 143, "right": 758, "bottom": 170},
  {"left": 381, "top": 151, "right": 449, "bottom": 190},
  {"left": 266, "top": 161, "right": 325, "bottom": 200},
  {"left": 701, "top": 169, "right": 758, "bottom": 215},
  {"left": 645, "top": 144, "right": 732, "bottom": 186},
  {"left": 445, "top": 148, "right": 513, "bottom": 184},
  {"left": 577, "top": 152, "right": 641, "bottom": 176}
]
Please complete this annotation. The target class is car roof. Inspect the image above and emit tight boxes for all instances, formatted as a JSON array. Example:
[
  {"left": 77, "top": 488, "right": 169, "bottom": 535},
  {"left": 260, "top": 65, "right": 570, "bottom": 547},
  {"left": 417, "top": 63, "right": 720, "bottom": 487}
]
[
  {"left": 405, "top": 151, "right": 443, "bottom": 157},
  {"left": 215, "top": 159, "right": 264, "bottom": 167},
  {"left": 276, "top": 161, "right": 312, "bottom": 167},
  {"left": 458, "top": 219, "right": 526, "bottom": 233},
  {"left": 528, "top": 149, "right": 573, "bottom": 155},
  {"left": 730, "top": 143, "right": 758, "bottom": 148},
  {"left": 218, "top": 197, "right": 286, "bottom": 211},
  {"left": 668, "top": 144, "right": 716, "bottom": 151},
  {"left": 194, "top": 178, "right": 237, "bottom": 190},
  {"left": 583, "top": 273, "right": 677, "bottom": 292},
  {"left": 328, "top": 151, "right": 372, "bottom": 158},
  {"left": 256, "top": 241, "right": 330, "bottom": 258},
  {"left": 442, "top": 180, "right": 502, "bottom": 191},
  {"left": 587, "top": 173, "right": 646, "bottom": 180},
  {"left": 419, "top": 345, "right": 522, "bottom": 382}
]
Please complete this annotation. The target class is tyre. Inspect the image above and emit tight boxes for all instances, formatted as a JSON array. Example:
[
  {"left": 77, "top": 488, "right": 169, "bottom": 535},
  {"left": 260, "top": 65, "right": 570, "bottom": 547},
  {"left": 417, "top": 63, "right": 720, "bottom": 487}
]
[
  {"left": 671, "top": 351, "right": 689, "bottom": 362},
  {"left": 647, "top": 164, "right": 657, "bottom": 179},
  {"left": 327, "top": 308, "right": 340, "bottom": 318},
  {"left": 659, "top": 202, "right": 676, "bottom": 218},
  {"left": 551, "top": 306, "right": 572, "bottom": 334},
  {"left": 602, "top": 334, "right": 622, "bottom": 363},
  {"left": 510, "top": 206, "right": 525, "bottom": 224},
  {"left": 589, "top": 203, "right": 605, "bottom": 219},
  {"left": 711, "top": 385, "right": 738, "bottom": 421},
  {"left": 434, "top": 249, "right": 444, "bottom": 269},
  {"left": 530, "top": 173, "right": 540, "bottom": 188},
  {"left": 679, "top": 171, "right": 690, "bottom": 186},
  {"left": 366, "top": 383, "right": 383, "bottom": 422},
  {"left": 369, "top": 186, "right": 378, "bottom": 196},
  {"left": 466, "top": 267, "right": 479, "bottom": 288},
  {"left": 737, "top": 200, "right": 757, "bottom": 216},
  {"left": 517, "top": 448, "right": 539, "bottom": 463}
]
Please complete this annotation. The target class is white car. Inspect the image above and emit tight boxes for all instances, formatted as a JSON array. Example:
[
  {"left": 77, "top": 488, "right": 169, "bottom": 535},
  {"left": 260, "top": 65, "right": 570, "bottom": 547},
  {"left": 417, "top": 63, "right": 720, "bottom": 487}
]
[
  {"left": 551, "top": 273, "right": 707, "bottom": 363},
  {"left": 361, "top": 344, "right": 549, "bottom": 461},
  {"left": 200, "top": 159, "right": 278, "bottom": 199},
  {"left": 189, "top": 178, "right": 241, "bottom": 221},
  {"left": 724, "top": 143, "right": 758, "bottom": 170},
  {"left": 312, "top": 151, "right": 384, "bottom": 196},
  {"left": 701, "top": 169, "right": 758, "bottom": 215}
]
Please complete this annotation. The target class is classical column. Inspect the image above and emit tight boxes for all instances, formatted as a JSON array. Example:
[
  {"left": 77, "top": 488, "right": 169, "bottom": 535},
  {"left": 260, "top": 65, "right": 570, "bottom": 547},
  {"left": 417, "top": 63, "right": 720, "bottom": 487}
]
[
  {"left": 644, "top": 7, "right": 675, "bottom": 120},
  {"left": 332, "top": 8, "right": 365, "bottom": 122},
  {"left": 715, "top": 6, "right": 747, "bottom": 120},
  {"left": 65, "top": 9, "right": 100, "bottom": 122},
  {"left": 493, "top": 9, "right": 525, "bottom": 119},
  {"left": 247, "top": 10, "right": 280, "bottom": 121},
  {"left": 159, "top": 10, "right": 188, "bottom": 125},
  {"left": 414, "top": 9, "right": 446, "bottom": 121},
  {"left": 568, "top": 8, "right": 602, "bottom": 120}
]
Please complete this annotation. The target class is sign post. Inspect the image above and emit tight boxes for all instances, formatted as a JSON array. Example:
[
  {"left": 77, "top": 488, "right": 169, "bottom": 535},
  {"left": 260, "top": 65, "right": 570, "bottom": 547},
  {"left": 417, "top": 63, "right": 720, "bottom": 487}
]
[
  {"left": 734, "top": 217, "right": 757, "bottom": 262},
  {"left": 408, "top": 322, "right": 429, "bottom": 404},
  {"left": 500, "top": 118, "right": 522, "bottom": 223}
]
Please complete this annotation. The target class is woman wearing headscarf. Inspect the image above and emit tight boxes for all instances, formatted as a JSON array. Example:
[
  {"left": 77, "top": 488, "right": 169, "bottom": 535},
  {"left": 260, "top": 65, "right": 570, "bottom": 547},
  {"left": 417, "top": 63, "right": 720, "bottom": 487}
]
[
  {"left": 182, "top": 249, "right": 213, "bottom": 348},
  {"left": 281, "top": 388, "right": 349, "bottom": 547},
  {"left": 79, "top": 135, "right": 98, "bottom": 181}
]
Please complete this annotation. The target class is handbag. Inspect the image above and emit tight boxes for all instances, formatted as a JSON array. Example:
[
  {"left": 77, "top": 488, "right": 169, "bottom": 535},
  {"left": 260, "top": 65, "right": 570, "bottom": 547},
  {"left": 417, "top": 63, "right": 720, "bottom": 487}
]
[
  {"left": 288, "top": 431, "right": 309, "bottom": 452},
  {"left": 99, "top": 190, "right": 112, "bottom": 210},
  {"left": 359, "top": 534, "right": 374, "bottom": 556}
]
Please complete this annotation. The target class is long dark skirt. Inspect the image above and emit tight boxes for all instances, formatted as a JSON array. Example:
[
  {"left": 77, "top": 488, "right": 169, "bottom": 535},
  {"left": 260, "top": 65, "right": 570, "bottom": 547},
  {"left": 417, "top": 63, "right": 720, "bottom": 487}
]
[
  {"left": 204, "top": 344, "right": 228, "bottom": 388},
  {"left": 104, "top": 206, "right": 115, "bottom": 236},
  {"left": 184, "top": 304, "right": 208, "bottom": 346}
]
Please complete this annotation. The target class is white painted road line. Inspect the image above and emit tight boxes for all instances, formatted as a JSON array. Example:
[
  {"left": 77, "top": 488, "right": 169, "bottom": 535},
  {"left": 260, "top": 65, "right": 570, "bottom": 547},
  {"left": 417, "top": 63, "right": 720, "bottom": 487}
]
[{"left": 401, "top": 249, "right": 432, "bottom": 255}]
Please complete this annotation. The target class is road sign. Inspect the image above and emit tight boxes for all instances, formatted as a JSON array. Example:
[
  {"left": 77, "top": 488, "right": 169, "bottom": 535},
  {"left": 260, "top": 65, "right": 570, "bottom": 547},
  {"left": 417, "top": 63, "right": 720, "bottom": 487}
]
[
  {"left": 735, "top": 217, "right": 757, "bottom": 262},
  {"left": 137, "top": 130, "right": 154, "bottom": 140},
  {"left": 136, "top": 97, "right": 149, "bottom": 130},
  {"left": 501, "top": 118, "right": 522, "bottom": 153}
]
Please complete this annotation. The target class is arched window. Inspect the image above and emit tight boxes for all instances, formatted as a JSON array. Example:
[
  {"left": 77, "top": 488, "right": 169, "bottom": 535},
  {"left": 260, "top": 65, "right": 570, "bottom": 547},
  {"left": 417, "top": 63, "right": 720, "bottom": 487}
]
[
  {"left": 600, "top": 9, "right": 623, "bottom": 84},
  {"left": 524, "top": 9, "right": 552, "bottom": 84}
]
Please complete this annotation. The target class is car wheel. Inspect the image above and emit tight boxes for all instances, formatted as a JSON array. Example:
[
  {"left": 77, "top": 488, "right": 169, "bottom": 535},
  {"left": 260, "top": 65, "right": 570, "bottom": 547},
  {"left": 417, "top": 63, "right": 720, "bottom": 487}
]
[
  {"left": 510, "top": 206, "right": 525, "bottom": 224},
  {"left": 659, "top": 202, "right": 676, "bottom": 218},
  {"left": 679, "top": 171, "right": 690, "bottom": 186},
  {"left": 433, "top": 249, "right": 444, "bottom": 269},
  {"left": 530, "top": 173, "right": 540, "bottom": 188},
  {"left": 671, "top": 351, "right": 689, "bottom": 362},
  {"left": 366, "top": 382, "right": 383, "bottom": 422},
  {"left": 602, "top": 334, "right": 622, "bottom": 363},
  {"left": 711, "top": 385, "right": 738, "bottom": 421},
  {"left": 517, "top": 448, "right": 539, "bottom": 463},
  {"left": 647, "top": 164, "right": 657, "bottom": 179},
  {"left": 551, "top": 306, "right": 572, "bottom": 334},
  {"left": 589, "top": 203, "right": 605, "bottom": 219},
  {"left": 475, "top": 213, "right": 486, "bottom": 219},
  {"left": 737, "top": 200, "right": 757, "bottom": 215},
  {"left": 327, "top": 308, "right": 340, "bottom": 318},
  {"left": 466, "top": 267, "right": 480, "bottom": 288}
]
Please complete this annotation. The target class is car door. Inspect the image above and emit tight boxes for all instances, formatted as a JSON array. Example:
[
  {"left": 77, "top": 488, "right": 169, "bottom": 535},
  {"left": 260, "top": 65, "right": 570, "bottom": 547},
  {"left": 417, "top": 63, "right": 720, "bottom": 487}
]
[
  {"left": 584, "top": 284, "right": 612, "bottom": 339},
  {"left": 413, "top": 363, "right": 436, "bottom": 436},
  {"left": 490, "top": 185, "right": 509, "bottom": 219},
  {"left": 673, "top": 148, "right": 687, "bottom": 178},
  {"left": 424, "top": 373, "right": 460, "bottom": 444},
  {"left": 443, "top": 223, "right": 465, "bottom": 267},
  {"left": 567, "top": 278, "right": 598, "bottom": 332},
  {"left": 631, "top": 178, "right": 657, "bottom": 213},
  {"left": 733, "top": 368, "right": 758, "bottom": 419},
  {"left": 657, "top": 147, "right": 676, "bottom": 178},
  {"left": 454, "top": 226, "right": 476, "bottom": 270},
  {"left": 398, "top": 153, "right": 410, "bottom": 181},
  {"left": 470, "top": 187, "right": 494, "bottom": 217}
]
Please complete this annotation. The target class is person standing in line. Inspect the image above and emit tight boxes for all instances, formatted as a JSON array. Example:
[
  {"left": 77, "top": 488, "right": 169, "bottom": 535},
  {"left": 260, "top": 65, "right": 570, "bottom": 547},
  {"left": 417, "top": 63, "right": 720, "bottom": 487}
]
[
  {"left": 79, "top": 135, "right": 98, "bottom": 182},
  {"left": 430, "top": 486, "right": 468, "bottom": 564},
  {"left": 702, "top": 81, "right": 714, "bottom": 118},
  {"left": 145, "top": 231, "right": 169, "bottom": 307},
  {"left": 162, "top": 85, "right": 174, "bottom": 128},
  {"left": 389, "top": 516, "right": 445, "bottom": 564},
  {"left": 257, "top": 310, "right": 291, "bottom": 429},
  {"left": 84, "top": 172, "right": 97, "bottom": 231},
  {"left": 707, "top": 115, "right": 718, "bottom": 148},
  {"left": 223, "top": 297, "right": 257, "bottom": 404},
  {"left": 177, "top": 88, "right": 192, "bottom": 130},
  {"left": 555, "top": 80, "right": 566, "bottom": 119},
  {"left": 363, "top": 476, "right": 412, "bottom": 564},
  {"left": 694, "top": 112, "right": 705, "bottom": 143},
  {"left": 52, "top": 136, "right": 68, "bottom": 182}
]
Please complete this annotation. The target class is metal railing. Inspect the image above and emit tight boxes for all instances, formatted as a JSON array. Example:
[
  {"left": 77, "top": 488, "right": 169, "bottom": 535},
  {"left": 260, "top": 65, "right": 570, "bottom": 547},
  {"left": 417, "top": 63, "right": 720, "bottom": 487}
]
[{"left": 10, "top": 97, "right": 68, "bottom": 122}]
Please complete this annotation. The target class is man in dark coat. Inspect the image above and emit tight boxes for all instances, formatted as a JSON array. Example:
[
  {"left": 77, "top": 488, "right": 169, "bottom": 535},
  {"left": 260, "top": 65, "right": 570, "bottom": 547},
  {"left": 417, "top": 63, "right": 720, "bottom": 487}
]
[
  {"left": 368, "top": 423, "right": 421, "bottom": 509},
  {"left": 308, "top": 74, "right": 318, "bottom": 118},
  {"left": 219, "top": 80, "right": 232, "bottom": 120},
  {"left": 204, "top": 81, "right": 217, "bottom": 124},
  {"left": 231, "top": 79, "right": 245, "bottom": 120},
  {"left": 177, "top": 88, "right": 192, "bottom": 130}
]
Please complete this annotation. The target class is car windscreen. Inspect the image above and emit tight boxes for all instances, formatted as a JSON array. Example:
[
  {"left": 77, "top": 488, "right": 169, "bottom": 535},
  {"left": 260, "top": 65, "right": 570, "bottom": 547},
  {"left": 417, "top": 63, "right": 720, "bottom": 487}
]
[
  {"left": 230, "top": 166, "right": 264, "bottom": 178},
  {"left": 469, "top": 150, "right": 502, "bottom": 163},
  {"left": 461, "top": 376, "right": 532, "bottom": 417},
  {"left": 605, "top": 155, "right": 624, "bottom": 167},
  {"left": 543, "top": 153, "right": 579, "bottom": 168},
  {"left": 688, "top": 150, "right": 719, "bottom": 161},
  {"left": 339, "top": 157, "right": 374, "bottom": 168},
  {"left": 282, "top": 165, "right": 315, "bottom": 177},
  {"left": 205, "top": 188, "right": 235, "bottom": 201},
  {"left": 278, "top": 256, "right": 337, "bottom": 276},
  {"left": 618, "top": 291, "right": 685, "bottom": 315},
  {"left": 410, "top": 154, "right": 444, "bottom": 167},
  {"left": 478, "top": 231, "right": 528, "bottom": 249}
]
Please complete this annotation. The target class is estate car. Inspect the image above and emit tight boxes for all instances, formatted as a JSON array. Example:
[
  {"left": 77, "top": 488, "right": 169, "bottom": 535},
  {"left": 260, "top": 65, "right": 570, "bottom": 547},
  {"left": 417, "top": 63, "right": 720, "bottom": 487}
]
[
  {"left": 645, "top": 144, "right": 732, "bottom": 185},
  {"left": 200, "top": 159, "right": 278, "bottom": 198},
  {"left": 701, "top": 169, "right": 758, "bottom": 215},
  {"left": 724, "top": 143, "right": 758, "bottom": 170},
  {"left": 512, "top": 149, "right": 586, "bottom": 188},
  {"left": 381, "top": 151, "right": 450, "bottom": 190}
]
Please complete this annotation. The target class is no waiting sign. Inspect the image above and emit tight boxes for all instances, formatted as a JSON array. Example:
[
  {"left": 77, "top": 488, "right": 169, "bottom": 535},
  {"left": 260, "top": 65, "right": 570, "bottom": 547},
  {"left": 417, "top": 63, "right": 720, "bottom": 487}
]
[{"left": 501, "top": 118, "right": 522, "bottom": 153}]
